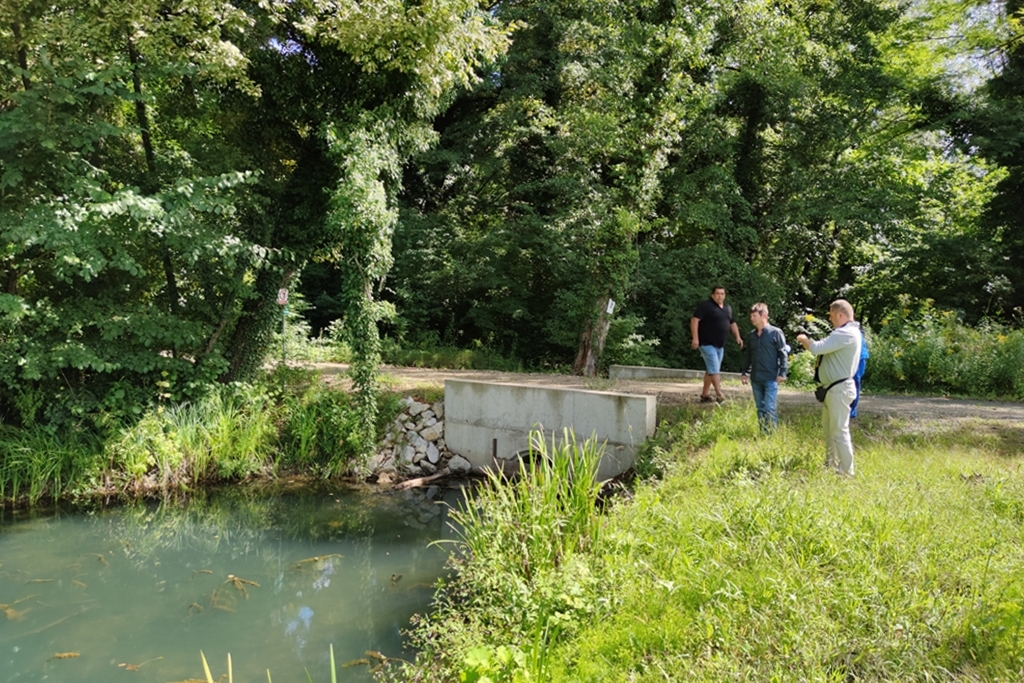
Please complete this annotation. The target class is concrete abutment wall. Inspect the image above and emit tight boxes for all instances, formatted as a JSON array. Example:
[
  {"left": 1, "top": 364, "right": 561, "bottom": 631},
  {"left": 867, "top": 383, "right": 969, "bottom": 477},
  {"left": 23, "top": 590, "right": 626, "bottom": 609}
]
[{"left": 444, "top": 379, "right": 656, "bottom": 481}]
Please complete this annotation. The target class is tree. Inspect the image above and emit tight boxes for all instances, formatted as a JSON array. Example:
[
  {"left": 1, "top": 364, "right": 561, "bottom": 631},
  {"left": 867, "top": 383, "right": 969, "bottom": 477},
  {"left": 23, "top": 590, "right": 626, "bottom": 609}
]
[
  {"left": 972, "top": 0, "right": 1024, "bottom": 315},
  {"left": 393, "top": 0, "right": 941, "bottom": 371},
  {"left": 0, "top": 0, "right": 509, "bottom": 429},
  {"left": 394, "top": 0, "right": 736, "bottom": 373}
]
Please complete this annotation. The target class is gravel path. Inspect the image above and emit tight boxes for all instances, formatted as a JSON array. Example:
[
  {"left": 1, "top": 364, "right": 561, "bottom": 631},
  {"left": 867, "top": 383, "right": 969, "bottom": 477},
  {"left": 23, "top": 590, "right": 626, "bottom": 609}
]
[{"left": 309, "top": 363, "right": 1024, "bottom": 424}]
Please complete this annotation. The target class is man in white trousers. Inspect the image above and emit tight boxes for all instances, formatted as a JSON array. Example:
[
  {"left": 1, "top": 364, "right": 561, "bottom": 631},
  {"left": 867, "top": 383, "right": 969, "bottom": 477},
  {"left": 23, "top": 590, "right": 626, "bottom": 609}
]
[{"left": 796, "top": 300, "right": 862, "bottom": 476}]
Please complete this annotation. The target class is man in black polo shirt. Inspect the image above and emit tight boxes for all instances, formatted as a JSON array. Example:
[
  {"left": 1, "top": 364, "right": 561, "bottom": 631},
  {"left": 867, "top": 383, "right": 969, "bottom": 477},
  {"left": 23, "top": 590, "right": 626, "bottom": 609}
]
[{"left": 690, "top": 286, "right": 743, "bottom": 403}]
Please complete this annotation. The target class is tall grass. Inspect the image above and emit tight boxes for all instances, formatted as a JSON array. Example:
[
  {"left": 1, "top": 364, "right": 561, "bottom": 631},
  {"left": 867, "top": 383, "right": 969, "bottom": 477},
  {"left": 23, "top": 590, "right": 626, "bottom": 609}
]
[
  {"left": 398, "top": 402, "right": 1024, "bottom": 682},
  {"left": 102, "top": 384, "right": 276, "bottom": 492},
  {"left": 453, "top": 429, "right": 605, "bottom": 576},
  {"left": 393, "top": 429, "right": 606, "bottom": 682},
  {"left": 2, "top": 370, "right": 403, "bottom": 504},
  {"left": 552, "top": 407, "right": 1024, "bottom": 681},
  {"left": 0, "top": 426, "right": 100, "bottom": 503},
  {"left": 278, "top": 387, "right": 367, "bottom": 476}
]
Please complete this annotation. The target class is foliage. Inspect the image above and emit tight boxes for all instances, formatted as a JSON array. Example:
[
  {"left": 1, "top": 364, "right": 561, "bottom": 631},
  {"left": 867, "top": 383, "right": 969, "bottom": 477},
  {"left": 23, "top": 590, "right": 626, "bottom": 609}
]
[
  {"left": 631, "top": 243, "right": 784, "bottom": 371},
  {"left": 388, "top": 0, "right": 992, "bottom": 371},
  {"left": 399, "top": 402, "right": 1024, "bottom": 682},
  {"left": 267, "top": 293, "right": 351, "bottom": 364},
  {"left": 0, "top": 371, "right": 405, "bottom": 504},
  {"left": 849, "top": 149, "right": 1010, "bottom": 324},
  {"left": 0, "top": 425, "right": 100, "bottom": 503},
  {"left": 394, "top": 429, "right": 607, "bottom": 681},
  {"left": 866, "top": 298, "right": 1024, "bottom": 399},
  {"left": 597, "top": 314, "right": 663, "bottom": 372},
  {"left": 381, "top": 335, "right": 524, "bottom": 371},
  {"left": 278, "top": 386, "right": 369, "bottom": 477},
  {"left": 102, "top": 383, "right": 277, "bottom": 491},
  {"left": 0, "top": 0, "right": 511, "bottom": 428},
  {"left": 784, "top": 348, "right": 817, "bottom": 388}
]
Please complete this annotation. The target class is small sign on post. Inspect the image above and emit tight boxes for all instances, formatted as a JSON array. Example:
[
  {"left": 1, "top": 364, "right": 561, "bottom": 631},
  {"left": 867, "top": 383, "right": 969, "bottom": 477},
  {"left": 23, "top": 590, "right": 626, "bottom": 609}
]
[
  {"left": 277, "top": 288, "right": 289, "bottom": 366},
  {"left": 606, "top": 298, "right": 616, "bottom": 315}
]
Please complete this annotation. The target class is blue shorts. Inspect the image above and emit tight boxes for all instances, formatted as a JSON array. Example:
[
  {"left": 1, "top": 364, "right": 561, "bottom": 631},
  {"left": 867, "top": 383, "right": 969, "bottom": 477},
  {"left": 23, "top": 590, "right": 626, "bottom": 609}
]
[{"left": 699, "top": 345, "right": 724, "bottom": 375}]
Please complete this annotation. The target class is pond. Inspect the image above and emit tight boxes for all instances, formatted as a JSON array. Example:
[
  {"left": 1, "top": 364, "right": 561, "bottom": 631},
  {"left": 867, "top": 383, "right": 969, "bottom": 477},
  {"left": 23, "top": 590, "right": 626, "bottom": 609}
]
[{"left": 0, "top": 481, "right": 460, "bottom": 682}]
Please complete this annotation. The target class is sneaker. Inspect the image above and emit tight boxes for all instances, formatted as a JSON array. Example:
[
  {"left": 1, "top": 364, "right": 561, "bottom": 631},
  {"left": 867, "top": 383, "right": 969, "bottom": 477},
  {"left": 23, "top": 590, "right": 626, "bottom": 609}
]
[{"left": 700, "top": 395, "right": 714, "bottom": 403}]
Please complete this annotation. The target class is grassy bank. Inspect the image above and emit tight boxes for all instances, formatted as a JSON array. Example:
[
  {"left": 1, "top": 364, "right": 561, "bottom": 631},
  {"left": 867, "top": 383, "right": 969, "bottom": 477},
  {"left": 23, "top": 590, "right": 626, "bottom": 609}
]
[
  {"left": 393, "top": 403, "right": 1024, "bottom": 681},
  {"left": 0, "top": 367, "right": 404, "bottom": 506}
]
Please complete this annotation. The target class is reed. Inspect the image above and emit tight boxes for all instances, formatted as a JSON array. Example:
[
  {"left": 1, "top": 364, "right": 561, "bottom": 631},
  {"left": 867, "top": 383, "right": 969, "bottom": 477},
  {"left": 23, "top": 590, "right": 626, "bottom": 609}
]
[
  {"left": 0, "top": 426, "right": 98, "bottom": 503},
  {"left": 103, "top": 385, "right": 276, "bottom": 491},
  {"left": 396, "top": 429, "right": 606, "bottom": 681},
  {"left": 451, "top": 428, "right": 604, "bottom": 579},
  {"left": 278, "top": 388, "right": 365, "bottom": 476}
]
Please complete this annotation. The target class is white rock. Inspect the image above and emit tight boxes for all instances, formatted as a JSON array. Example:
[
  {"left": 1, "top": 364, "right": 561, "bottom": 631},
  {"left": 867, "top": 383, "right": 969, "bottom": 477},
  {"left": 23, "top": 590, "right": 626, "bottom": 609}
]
[
  {"left": 420, "top": 460, "right": 437, "bottom": 474},
  {"left": 423, "top": 416, "right": 437, "bottom": 427},
  {"left": 448, "top": 455, "right": 472, "bottom": 474},
  {"left": 401, "top": 446, "right": 416, "bottom": 465},
  {"left": 432, "top": 402, "right": 444, "bottom": 419},
  {"left": 422, "top": 410, "right": 435, "bottom": 421},
  {"left": 427, "top": 442, "right": 440, "bottom": 464},
  {"left": 414, "top": 442, "right": 426, "bottom": 455},
  {"left": 408, "top": 401, "right": 427, "bottom": 416},
  {"left": 421, "top": 422, "right": 443, "bottom": 442},
  {"left": 412, "top": 451, "right": 425, "bottom": 464},
  {"left": 366, "top": 452, "right": 385, "bottom": 471},
  {"left": 404, "top": 421, "right": 416, "bottom": 431}
]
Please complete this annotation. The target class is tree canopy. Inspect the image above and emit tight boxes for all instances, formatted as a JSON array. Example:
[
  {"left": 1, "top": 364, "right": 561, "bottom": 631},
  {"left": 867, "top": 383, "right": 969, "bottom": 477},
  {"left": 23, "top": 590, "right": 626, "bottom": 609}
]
[
  {"left": 0, "top": 0, "right": 509, "bottom": 426},
  {"left": 2, "top": 0, "right": 1022, "bottom": 420}
]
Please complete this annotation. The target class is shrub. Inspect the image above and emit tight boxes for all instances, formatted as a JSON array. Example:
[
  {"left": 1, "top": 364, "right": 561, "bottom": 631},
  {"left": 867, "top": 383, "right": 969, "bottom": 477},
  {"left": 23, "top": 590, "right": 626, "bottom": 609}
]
[
  {"left": 866, "top": 300, "right": 1024, "bottom": 399},
  {"left": 103, "top": 383, "right": 276, "bottom": 492},
  {"left": 278, "top": 387, "right": 366, "bottom": 476}
]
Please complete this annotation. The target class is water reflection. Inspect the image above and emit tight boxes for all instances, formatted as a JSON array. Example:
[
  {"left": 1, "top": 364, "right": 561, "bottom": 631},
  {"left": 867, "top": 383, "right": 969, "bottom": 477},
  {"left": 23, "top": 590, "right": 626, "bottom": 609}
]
[{"left": 0, "top": 482, "right": 461, "bottom": 683}]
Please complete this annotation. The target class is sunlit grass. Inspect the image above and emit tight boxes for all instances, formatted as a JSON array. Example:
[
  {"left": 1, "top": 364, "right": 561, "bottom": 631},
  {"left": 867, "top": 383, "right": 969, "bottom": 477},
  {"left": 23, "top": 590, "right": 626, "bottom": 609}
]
[
  {"left": 103, "top": 385, "right": 277, "bottom": 491},
  {"left": 400, "top": 402, "right": 1024, "bottom": 682}
]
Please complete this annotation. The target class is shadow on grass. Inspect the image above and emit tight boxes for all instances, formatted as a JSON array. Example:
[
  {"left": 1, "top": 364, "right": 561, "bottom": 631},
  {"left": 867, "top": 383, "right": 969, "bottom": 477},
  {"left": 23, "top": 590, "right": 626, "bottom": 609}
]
[{"left": 853, "top": 413, "right": 1024, "bottom": 458}]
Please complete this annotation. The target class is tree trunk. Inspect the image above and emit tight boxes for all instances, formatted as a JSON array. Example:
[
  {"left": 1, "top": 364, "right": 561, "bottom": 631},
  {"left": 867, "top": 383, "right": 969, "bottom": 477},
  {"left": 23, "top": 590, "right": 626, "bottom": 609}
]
[
  {"left": 221, "top": 267, "right": 296, "bottom": 382},
  {"left": 12, "top": 22, "right": 31, "bottom": 91},
  {"left": 572, "top": 295, "right": 613, "bottom": 377}
]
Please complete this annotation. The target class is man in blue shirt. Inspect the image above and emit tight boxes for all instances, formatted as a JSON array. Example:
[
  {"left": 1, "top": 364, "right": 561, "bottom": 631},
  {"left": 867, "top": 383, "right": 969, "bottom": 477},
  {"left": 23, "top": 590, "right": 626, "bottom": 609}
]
[{"left": 740, "top": 303, "right": 789, "bottom": 433}]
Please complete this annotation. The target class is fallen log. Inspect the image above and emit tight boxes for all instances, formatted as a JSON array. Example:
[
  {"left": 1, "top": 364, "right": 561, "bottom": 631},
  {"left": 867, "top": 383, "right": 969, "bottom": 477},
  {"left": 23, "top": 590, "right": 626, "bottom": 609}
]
[{"left": 392, "top": 467, "right": 451, "bottom": 490}]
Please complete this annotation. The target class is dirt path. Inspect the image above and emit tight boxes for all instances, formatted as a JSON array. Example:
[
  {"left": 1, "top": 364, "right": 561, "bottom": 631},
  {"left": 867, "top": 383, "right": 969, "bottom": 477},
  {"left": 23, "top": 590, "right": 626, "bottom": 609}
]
[{"left": 309, "top": 363, "right": 1024, "bottom": 424}]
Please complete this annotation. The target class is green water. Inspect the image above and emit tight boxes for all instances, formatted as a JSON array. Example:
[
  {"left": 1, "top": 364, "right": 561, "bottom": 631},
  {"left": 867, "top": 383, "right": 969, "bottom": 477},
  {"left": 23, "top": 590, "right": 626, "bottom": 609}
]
[{"left": 0, "top": 483, "right": 458, "bottom": 682}]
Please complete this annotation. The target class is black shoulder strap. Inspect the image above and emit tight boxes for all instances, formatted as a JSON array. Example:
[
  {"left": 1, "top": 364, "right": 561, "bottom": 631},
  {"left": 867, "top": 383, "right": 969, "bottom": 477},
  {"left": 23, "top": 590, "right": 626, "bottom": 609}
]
[{"left": 824, "top": 377, "right": 848, "bottom": 392}]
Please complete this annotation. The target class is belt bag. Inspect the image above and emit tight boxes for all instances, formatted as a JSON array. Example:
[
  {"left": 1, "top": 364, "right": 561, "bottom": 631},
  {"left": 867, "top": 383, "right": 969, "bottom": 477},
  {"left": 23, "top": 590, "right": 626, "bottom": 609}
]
[{"left": 815, "top": 378, "right": 849, "bottom": 402}]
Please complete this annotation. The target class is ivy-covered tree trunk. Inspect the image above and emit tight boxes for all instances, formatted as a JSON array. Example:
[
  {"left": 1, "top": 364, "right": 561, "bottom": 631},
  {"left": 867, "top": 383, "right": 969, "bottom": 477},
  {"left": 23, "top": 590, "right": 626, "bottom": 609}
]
[
  {"left": 572, "top": 295, "right": 613, "bottom": 377},
  {"left": 222, "top": 267, "right": 297, "bottom": 383}
]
